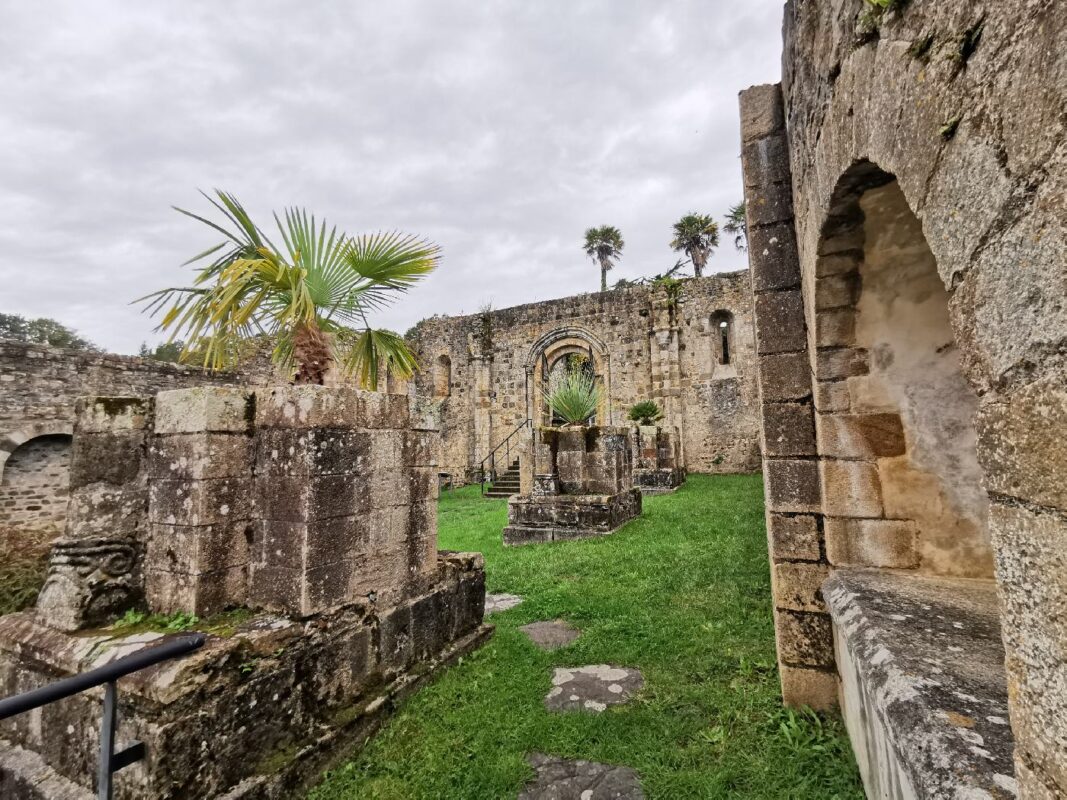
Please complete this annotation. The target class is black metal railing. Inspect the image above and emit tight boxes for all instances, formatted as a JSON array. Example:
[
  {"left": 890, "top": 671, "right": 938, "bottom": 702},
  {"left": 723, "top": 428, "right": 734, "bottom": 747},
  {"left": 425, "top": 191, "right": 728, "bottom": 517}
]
[
  {"left": 0, "top": 633, "right": 206, "bottom": 800},
  {"left": 479, "top": 418, "right": 531, "bottom": 494}
]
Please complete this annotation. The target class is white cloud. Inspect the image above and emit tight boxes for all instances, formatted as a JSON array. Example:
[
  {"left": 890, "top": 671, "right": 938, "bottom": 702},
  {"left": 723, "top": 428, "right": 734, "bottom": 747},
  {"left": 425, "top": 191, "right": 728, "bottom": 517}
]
[{"left": 0, "top": 0, "right": 783, "bottom": 352}]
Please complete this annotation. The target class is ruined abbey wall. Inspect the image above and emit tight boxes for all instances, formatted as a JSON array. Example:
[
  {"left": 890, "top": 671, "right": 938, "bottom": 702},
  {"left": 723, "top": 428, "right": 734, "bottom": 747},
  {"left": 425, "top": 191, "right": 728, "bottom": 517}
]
[
  {"left": 406, "top": 272, "right": 760, "bottom": 480},
  {"left": 0, "top": 340, "right": 243, "bottom": 540},
  {"left": 743, "top": 1, "right": 1065, "bottom": 796}
]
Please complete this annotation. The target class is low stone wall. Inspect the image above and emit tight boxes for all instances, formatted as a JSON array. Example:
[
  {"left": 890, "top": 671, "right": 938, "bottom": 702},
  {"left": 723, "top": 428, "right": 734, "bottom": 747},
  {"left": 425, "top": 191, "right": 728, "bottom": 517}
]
[{"left": 631, "top": 425, "right": 685, "bottom": 494}]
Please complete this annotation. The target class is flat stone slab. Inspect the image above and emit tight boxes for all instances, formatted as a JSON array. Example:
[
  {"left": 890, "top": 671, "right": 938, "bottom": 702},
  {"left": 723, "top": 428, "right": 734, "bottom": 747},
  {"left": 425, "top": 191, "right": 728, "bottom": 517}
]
[
  {"left": 545, "top": 665, "right": 643, "bottom": 712},
  {"left": 520, "top": 620, "right": 580, "bottom": 651},
  {"left": 518, "top": 753, "right": 644, "bottom": 800},
  {"left": 825, "top": 569, "right": 1016, "bottom": 799},
  {"left": 485, "top": 592, "right": 523, "bottom": 614}
]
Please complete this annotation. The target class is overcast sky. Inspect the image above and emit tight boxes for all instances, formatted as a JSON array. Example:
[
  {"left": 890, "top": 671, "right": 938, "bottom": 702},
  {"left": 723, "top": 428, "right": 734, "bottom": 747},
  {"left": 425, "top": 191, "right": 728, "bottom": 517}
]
[{"left": 0, "top": 1, "right": 783, "bottom": 354}]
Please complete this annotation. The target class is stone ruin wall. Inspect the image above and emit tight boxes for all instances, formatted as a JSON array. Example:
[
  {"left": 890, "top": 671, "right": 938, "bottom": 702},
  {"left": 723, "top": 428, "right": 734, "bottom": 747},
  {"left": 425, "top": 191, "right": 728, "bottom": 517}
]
[
  {"left": 407, "top": 273, "right": 761, "bottom": 481},
  {"left": 745, "top": 1, "right": 1066, "bottom": 796},
  {"left": 0, "top": 340, "right": 259, "bottom": 547}
]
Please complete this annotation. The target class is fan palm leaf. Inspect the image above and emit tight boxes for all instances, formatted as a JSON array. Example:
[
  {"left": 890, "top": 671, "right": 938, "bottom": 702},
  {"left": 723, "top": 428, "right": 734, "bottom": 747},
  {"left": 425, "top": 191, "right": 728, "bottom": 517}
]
[{"left": 137, "top": 190, "right": 440, "bottom": 389}]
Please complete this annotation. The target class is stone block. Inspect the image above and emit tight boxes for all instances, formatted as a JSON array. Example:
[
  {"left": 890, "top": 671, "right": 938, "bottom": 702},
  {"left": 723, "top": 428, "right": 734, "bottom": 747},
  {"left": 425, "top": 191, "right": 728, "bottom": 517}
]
[
  {"left": 762, "top": 402, "right": 816, "bottom": 457},
  {"left": 69, "top": 431, "right": 145, "bottom": 489},
  {"left": 149, "top": 434, "right": 253, "bottom": 480},
  {"left": 304, "top": 559, "right": 357, "bottom": 613},
  {"left": 813, "top": 308, "right": 856, "bottom": 348},
  {"left": 148, "top": 477, "right": 252, "bottom": 526},
  {"left": 145, "top": 521, "right": 250, "bottom": 575},
  {"left": 815, "top": 347, "right": 869, "bottom": 380},
  {"left": 768, "top": 513, "right": 821, "bottom": 562},
  {"left": 816, "top": 413, "right": 905, "bottom": 460},
  {"left": 556, "top": 450, "right": 584, "bottom": 494},
  {"left": 256, "top": 473, "right": 368, "bottom": 521},
  {"left": 758, "top": 352, "right": 811, "bottom": 401},
  {"left": 403, "top": 429, "right": 438, "bottom": 468},
  {"left": 764, "top": 459, "right": 821, "bottom": 513},
  {"left": 824, "top": 518, "right": 918, "bottom": 568},
  {"left": 248, "top": 563, "right": 302, "bottom": 612},
  {"left": 754, "top": 290, "right": 807, "bottom": 355},
  {"left": 815, "top": 252, "right": 862, "bottom": 277},
  {"left": 66, "top": 487, "right": 148, "bottom": 538},
  {"left": 819, "top": 460, "right": 883, "bottom": 518},
  {"left": 379, "top": 601, "right": 414, "bottom": 673},
  {"left": 556, "top": 429, "right": 585, "bottom": 452},
  {"left": 748, "top": 222, "right": 801, "bottom": 292},
  {"left": 776, "top": 609, "right": 834, "bottom": 668},
  {"left": 977, "top": 377, "right": 1067, "bottom": 511},
  {"left": 254, "top": 386, "right": 364, "bottom": 430},
  {"left": 73, "top": 396, "right": 153, "bottom": 434},
  {"left": 742, "top": 133, "right": 791, "bottom": 189},
  {"left": 746, "top": 180, "right": 794, "bottom": 227},
  {"left": 153, "top": 388, "right": 254, "bottom": 435},
  {"left": 815, "top": 273, "right": 860, "bottom": 311},
  {"left": 779, "top": 665, "right": 837, "bottom": 711},
  {"left": 739, "top": 83, "right": 784, "bottom": 143},
  {"left": 409, "top": 467, "right": 438, "bottom": 504},
  {"left": 773, "top": 562, "right": 830, "bottom": 613},
  {"left": 254, "top": 428, "right": 372, "bottom": 478},
  {"left": 988, "top": 501, "right": 1067, "bottom": 792},
  {"left": 145, "top": 565, "right": 248, "bottom": 616},
  {"left": 813, "top": 380, "right": 850, "bottom": 413}
]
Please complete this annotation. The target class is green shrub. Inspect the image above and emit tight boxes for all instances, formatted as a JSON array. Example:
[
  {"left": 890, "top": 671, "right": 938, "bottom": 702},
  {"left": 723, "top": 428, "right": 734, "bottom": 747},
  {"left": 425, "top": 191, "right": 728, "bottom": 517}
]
[
  {"left": 546, "top": 369, "right": 602, "bottom": 425},
  {"left": 627, "top": 400, "right": 664, "bottom": 426}
]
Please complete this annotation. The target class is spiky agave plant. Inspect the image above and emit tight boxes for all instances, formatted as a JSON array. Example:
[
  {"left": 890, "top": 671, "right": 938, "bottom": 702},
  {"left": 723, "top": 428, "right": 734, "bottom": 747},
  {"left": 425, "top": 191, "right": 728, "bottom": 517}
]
[
  {"left": 138, "top": 190, "right": 440, "bottom": 389},
  {"left": 546, "top": 368, "right": 602, "bottom": 426}
]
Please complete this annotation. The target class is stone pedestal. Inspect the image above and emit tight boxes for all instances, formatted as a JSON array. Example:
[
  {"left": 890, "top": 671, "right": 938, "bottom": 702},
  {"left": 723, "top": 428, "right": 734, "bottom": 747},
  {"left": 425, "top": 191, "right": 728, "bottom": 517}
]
[
  {"left": 503, "top": 426, "right": 642, "bottom": 546},
  {"left": 0, "top": 386, "right": 490, "bottom": 799},
  {"left": 631, "top": 425, "right": 685, "bottom": 494}
]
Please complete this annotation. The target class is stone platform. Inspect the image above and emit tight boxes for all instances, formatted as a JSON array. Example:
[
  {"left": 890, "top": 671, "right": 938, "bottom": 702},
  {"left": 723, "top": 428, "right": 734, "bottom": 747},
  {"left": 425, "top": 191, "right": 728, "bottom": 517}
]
[
  {"left": 0, "top": 552, "right": 489, "bottom": 800},
  {"left": 503, "top": 489, "right": 642, "bottom": 546},
  {"left": 825, "top": 569, "right": 1016, "bottom": 800}
]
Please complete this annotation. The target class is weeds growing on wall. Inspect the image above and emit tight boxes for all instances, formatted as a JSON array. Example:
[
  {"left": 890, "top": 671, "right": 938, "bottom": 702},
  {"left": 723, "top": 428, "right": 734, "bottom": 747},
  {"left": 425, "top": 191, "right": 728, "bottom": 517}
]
[
  {"left": 627, "top": 400, "right": 664, "bottom": 426},
  {"left": 0, "top": 549, "right": 48, "bottom": 615}
]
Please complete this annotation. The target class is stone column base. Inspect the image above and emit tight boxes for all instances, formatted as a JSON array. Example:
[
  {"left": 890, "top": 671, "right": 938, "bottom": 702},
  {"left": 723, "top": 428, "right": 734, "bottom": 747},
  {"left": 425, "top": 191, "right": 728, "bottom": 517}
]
[
  {"left": 633, "top": 468, "right": 686, "bottom": 495},
  {"left": 502, "top": 488, "right": 642, "bottom": 546}
]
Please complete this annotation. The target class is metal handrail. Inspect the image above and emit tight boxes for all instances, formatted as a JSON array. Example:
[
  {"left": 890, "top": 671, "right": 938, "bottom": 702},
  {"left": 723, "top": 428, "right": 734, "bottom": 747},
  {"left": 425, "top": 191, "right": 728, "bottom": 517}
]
[
  {"left": 479, "top": 418, "right": 531, "bottom": 494},
  {"left": 0, "top": 632, "right": 206, "bottom": 799}
]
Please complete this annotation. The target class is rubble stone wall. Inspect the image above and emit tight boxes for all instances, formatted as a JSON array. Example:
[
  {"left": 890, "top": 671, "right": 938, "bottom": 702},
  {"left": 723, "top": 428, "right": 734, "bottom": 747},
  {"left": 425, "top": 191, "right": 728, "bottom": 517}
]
[
  {"left": 407, "top": 274, "right": 760, "bottom": 481},
  {"left": 0, "top": 341, "right": 241, "bottom": 538}
]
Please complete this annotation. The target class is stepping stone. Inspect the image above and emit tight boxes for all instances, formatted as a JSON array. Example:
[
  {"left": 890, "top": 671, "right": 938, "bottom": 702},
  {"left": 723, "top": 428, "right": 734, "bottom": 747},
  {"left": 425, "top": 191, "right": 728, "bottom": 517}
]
[
  {"left": 518, "top": 753, "right": 644, "bottom": 799},
  {"left": 544, "top": 665, "right": 643, "bottom": 713},
  {"left": 485, "top": 592, "right": 523, "bottom": 614},
  {"left": 520, "top": 620, "right": 580, "bottom": 651}
]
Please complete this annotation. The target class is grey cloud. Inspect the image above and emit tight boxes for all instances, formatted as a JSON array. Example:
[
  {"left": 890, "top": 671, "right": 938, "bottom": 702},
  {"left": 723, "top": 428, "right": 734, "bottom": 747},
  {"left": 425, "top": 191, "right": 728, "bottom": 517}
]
[{"left": 0, "top": 0, "right": 782, "bottom": 352}]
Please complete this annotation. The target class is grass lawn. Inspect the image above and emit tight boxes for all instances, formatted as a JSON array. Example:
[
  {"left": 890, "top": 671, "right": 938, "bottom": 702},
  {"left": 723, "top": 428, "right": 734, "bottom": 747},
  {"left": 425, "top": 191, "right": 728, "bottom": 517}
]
[{"left": 309, "top": 474, "right": 863, "bottom": 799}]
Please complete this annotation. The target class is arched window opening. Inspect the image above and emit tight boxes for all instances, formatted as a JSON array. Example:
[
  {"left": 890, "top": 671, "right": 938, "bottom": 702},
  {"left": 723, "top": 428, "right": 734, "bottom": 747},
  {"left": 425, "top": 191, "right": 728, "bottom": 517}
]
[
  {"left": 433, "top": 355, "right": 451, "bottom": 398},
  {"left": 0, "top": 433, "right": 73, "bottom": 538},
  {"left": 711, "top": 311, "right": 733, "bottom": 366}
]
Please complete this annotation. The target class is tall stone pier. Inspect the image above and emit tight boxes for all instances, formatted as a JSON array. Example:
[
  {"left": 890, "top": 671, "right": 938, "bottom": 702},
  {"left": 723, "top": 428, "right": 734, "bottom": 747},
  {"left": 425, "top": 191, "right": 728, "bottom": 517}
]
[{"left": 0, "top": 386, "right": 489, "bottom": 799}]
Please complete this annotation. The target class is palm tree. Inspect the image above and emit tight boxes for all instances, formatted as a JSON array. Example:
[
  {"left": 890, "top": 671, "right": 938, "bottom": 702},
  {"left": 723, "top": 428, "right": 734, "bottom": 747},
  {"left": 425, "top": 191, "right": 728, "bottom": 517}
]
[
  {"left": 583, "top": 226, "right": 625, "bottom": 292},
  {"left": 724, "top": 202, "right": 748, "bottom": 253},
  {"left": 139, "top": 190, "right": 440, "bottom": 389},
  {"left": 670, "top": 213, "right": 719, "bottom": 277}
]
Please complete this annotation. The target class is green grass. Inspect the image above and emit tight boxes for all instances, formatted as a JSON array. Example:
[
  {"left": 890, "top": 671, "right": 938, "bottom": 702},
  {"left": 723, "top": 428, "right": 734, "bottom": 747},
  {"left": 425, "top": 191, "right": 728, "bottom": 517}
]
[
  {"left": 0, "top": 550, "right": 48, "bottom": 616},
  {"left": 309, "top": 475, "right": 863, "bottom": 799}
]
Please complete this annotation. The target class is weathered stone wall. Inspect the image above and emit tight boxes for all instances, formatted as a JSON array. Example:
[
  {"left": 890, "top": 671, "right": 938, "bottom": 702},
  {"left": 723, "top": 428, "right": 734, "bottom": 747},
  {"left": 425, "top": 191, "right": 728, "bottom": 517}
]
[
  {"left": 0, "top": 340, "right": 248, "bottom": 540},
  {"left": 407, "top": 274, "right": 760, "bottom": 481},
  {"left": 0, "top": 435, "right": 71, "bottom": 541},
  {"left": 746, "top": 1, "right": 1066, "bottom": 795}
]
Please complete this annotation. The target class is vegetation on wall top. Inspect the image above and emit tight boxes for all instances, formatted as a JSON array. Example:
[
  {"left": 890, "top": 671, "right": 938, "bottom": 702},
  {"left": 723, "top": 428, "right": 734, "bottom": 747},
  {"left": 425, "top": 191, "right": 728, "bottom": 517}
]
[{"left": 545, "top": 367, "right": 602, "bottom": 426}]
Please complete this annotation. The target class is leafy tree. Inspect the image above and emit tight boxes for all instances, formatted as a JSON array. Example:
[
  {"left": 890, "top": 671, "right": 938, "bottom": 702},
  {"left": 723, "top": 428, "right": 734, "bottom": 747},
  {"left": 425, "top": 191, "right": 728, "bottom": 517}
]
[
  {"left": 139, "top": 340, "right": 186, "bottom": 362},
  {"left": 0, "top": 313, "right": 97, "bottom": 351},
  {"left": 139, "top": 190, "right": 440, "bottom": 389},
  {"left": 724, "top": 202, "right": 748, "bottom": 253},
  {"left": 583, "top": 226, "right": 625, "bottom": 292},
  {"left": 670, "top": 213, "right": 719, "bottom": 277}
]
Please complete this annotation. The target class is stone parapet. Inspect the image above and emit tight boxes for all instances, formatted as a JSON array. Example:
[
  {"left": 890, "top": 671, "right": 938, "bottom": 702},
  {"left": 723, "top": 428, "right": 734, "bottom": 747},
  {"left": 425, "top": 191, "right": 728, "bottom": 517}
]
[
  {"left": 630, "top": 425, "right": 685, "bottom": 494},
  {"left": 824, "top": 569, "right": 1014, "bottom": 800},
  {"left": 0, "top": 552, "right": 489, "bottom": 800}
]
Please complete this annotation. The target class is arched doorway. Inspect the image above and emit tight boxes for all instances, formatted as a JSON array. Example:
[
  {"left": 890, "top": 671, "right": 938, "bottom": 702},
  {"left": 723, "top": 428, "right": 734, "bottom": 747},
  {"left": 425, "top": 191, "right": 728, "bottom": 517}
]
[
  {"left": 524, "top": 327, "right": 611, "bottom": 427},
  {"left": 814, "top": 162, "right": 991, "bottom": 578},
  {"left": 0, "top": 432, "right": 73, "bottom": 545}
]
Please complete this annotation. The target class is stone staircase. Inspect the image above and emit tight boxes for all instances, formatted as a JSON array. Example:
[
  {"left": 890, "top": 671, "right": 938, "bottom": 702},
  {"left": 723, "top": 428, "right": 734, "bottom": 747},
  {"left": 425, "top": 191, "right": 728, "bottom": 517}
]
[{"left": 485, "top": 459, "right": 521, "bottom": 498}]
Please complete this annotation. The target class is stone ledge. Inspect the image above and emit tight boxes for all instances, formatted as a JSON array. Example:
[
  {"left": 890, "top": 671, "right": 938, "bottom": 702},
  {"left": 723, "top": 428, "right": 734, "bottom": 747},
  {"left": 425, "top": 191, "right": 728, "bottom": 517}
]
[{"left": 824, "top": 568, "right": 1016, "bottom": 800}]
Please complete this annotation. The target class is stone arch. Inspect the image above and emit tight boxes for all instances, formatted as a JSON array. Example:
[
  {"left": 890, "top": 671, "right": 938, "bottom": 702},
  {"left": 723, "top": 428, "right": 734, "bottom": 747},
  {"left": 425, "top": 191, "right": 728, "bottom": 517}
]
[
  {"left": 0, "top": 426, "right": 74, "bottom": 539},
  {"left": 524, "top": 327, "right": 612, "bottom": 426},
  {"left": 811, "top": 160, "right": 991, "bottom": 578}
]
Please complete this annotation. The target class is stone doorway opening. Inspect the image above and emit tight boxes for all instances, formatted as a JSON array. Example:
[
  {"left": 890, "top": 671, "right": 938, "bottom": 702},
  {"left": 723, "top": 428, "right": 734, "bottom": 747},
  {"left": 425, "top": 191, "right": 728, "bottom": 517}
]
[{"left": 814, "top": 163, "right": 991, "bottom": 579}]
